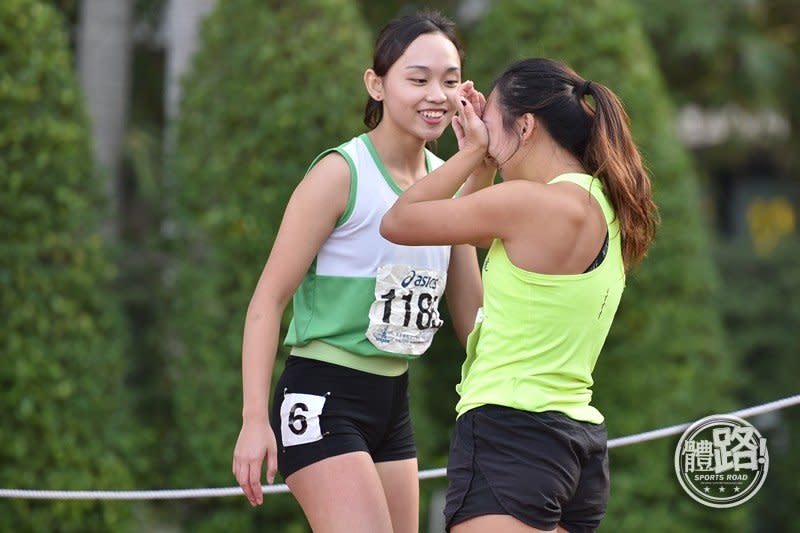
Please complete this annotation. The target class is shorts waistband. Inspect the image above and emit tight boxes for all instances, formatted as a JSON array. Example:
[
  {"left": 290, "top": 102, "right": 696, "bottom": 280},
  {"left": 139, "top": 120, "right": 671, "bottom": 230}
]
[{"left": 289, "top": 340, "right": 408, "bottom": 377}]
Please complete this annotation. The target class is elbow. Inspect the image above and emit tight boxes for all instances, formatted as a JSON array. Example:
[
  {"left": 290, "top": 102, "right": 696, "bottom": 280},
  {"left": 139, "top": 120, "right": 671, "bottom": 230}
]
[
  {"left": 248, "top": 284, "right": 290, "bottom": 319},
  {"left": 380, "top": 211, "right": 406, "bottom": 244}
]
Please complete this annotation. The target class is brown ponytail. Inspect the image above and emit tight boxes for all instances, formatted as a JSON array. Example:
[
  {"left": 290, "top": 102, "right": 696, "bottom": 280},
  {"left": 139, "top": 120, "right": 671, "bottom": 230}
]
[{"left": 581, "top": 82, "right": 658, "bottom": 268}]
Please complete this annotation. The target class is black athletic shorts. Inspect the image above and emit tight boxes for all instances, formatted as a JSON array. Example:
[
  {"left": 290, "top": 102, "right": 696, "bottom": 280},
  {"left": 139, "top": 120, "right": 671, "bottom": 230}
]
[
  {"left": 270, "top": 356, "right": 416, "bottom": 479},
  {"left": 444, "top": 405, "right": 609, "bottom": 533}
]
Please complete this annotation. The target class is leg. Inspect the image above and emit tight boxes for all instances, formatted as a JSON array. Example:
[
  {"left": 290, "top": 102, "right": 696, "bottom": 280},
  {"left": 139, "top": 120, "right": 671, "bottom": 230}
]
[
  {"left": 375, "top": 458, "right": 419, "bottom": 533},
  {"left": 286, "top": 451, "right": 393, "bottom": 533},
  {"left": 452, "top": 514, "right": 557, "bottom": 533}
]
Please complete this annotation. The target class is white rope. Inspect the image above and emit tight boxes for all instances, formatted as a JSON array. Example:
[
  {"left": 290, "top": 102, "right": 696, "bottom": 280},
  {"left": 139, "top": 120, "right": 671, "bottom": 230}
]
[
  {"left": 1, "top": 394, "right": 798, "bottom": 500},
  {"left": 608, "top": 393, "right": 800, "bottom": 448}
]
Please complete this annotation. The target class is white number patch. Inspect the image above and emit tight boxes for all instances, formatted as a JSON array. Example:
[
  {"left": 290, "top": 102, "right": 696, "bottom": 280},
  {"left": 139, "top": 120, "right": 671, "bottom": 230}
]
[
  {"left": 366, "top": 264, "right": 446, "bottom": 355},
  {"left": 279, "top": 393, "right": 326, "bottom": 447}
]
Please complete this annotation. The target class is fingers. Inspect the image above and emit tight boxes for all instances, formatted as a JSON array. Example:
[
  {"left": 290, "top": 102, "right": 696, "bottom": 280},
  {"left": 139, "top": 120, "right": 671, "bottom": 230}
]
[
  {"left": 234, "top": 454, "right": 264, "bottom": 506},
  {"left": 474, "top": 91, "right": 486, "bottom": 117},
  {"left": 452, "top": 115, "right": 465, "bottom": 147},
  {"left": 458, "top": 80, "right": 486, "bottom": 117},
  {"left": 266, "top": 450, "right": 277, "bottom": 486},
  {"left": 234, "top": 459, "right": 255, "bottom": 505},
  {"left": 248, "top": 459, "right": 264, "bottom": 506},
  {"left": 459, "top": 97, "right": 477, "bottom": 120},
  {"left": 457, "top": 80, "right": 474, "bottom": 99}
]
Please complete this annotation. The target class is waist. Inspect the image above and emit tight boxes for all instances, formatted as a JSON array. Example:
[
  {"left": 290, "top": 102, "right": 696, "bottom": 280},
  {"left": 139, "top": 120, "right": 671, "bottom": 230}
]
[
  {"left": 290, "top": 340, "right": 408, "bottom": 377},
  {"left": 456, "top": 371, "right": 603, "bottom": 423}
]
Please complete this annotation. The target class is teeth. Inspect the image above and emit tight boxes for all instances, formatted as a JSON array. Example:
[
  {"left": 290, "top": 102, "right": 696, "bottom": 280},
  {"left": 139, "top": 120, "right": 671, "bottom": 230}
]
[{"left": 421, "top": 110, "right": 444, "bottom": 119}]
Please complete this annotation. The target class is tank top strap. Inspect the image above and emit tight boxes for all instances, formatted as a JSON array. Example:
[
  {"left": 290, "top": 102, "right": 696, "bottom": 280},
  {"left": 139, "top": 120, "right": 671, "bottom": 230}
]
[{"left": 548, "top": 173, "right": 615, "bottom": 227}]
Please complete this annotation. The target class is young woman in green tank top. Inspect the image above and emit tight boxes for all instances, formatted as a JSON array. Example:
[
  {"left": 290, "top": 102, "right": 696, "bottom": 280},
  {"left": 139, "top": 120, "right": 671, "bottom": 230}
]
[
  {"left": 232, "top": 12, "right": 489, "bottom": 533},
  {"left": 382, "top": 59, "right": 658, "bottom": 533}
]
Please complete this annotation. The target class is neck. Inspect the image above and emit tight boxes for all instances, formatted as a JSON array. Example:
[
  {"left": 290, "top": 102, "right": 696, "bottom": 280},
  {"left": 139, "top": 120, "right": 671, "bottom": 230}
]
[
  {"left": 367, "top": 122, "right": 427, "bottom": 175},
  {"left": 512, "top": 136, "right": 586, "bottom": 183}
]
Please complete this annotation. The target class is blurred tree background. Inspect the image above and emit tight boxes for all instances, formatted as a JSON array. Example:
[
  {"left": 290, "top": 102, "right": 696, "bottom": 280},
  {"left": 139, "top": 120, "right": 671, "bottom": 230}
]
[
  {"left": 3, "top": 0, "right": 798, "bottom": 531},
  {"left": 0, "top": 1, "right": 143, "bottom": 531}
]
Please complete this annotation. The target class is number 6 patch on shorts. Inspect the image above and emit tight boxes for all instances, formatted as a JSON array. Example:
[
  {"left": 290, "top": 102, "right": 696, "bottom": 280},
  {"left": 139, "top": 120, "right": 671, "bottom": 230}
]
[{"left": 279, "top": 392, "right": 327, "bottom": 447}]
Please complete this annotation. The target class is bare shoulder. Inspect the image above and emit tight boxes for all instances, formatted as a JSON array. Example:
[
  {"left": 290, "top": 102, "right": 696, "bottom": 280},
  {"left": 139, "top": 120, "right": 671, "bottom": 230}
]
[
  {"left": 546, "top": 180, "right": 602, "bottom": 224},
  {"left": 497, "top": 179, "right": 599, "bottom": 242},
  {"left": 300, "top": 151, "right": 351, "bottom": 192},
  {"left": 287, "top": 151, "right": 351, "bottom": 223},
  {"left": 506, "top": 180, "right": 592, "bottom": 217},
  {"left": 493, "top": 180, "right": 569, "bottom": 220},
  {"left": 499, "top": 180, "right": 606, "bottom": 273}
]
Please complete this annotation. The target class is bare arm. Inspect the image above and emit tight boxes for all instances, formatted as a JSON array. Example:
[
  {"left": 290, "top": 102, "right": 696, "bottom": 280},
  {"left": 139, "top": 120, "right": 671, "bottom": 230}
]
[
  {"left": 444, "top": 167, "right": 492, "bottom": 345},
  {"left": 379, "top": 96, "right": 559, "bottom": 251},
  {"left": 445, "top": 244, "right": 482, "bottom": 347},
  {"left": 380, "top": 97, "right": 514, "bottom": 247},
  {"left": 233, "top": 152, "right": 349, "bottom": 505}
]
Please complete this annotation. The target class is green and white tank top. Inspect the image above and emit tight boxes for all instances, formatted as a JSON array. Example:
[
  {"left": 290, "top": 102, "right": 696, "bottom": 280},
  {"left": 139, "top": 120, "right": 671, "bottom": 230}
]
[
  {"left": 456, "top": 173, "right": 625, "bottom": 423},
  {"left": 285, "top": 134, "right": 450, "bottom": 375}
]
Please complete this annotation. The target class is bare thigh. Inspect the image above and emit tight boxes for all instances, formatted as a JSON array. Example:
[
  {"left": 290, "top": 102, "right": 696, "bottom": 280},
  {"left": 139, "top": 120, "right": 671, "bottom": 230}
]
[
  {"left": 286, "top": 451, "right": 393, "bottom": 533},
  {"left": 452, "top": 515, "right": 571, "bottom": 533},
  {"left": 375, "top": 458, "right": 419, "bottom": 533}
]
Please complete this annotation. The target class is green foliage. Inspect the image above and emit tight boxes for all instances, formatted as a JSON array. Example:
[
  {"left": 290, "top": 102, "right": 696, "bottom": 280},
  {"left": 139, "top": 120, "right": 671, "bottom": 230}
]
[
  {"left": 636, "top": 0, "right": 791, "bottom": 107},
  {"left": 170, "top": 0, "right": 371, "bottom": 529},
  {"left": 461, "top": 0, "right": 747, "bottom": 530},
  {"left": 356, "top": 0, "right": 460, "bottom": 31},
  {"left": 717, "top": 237, "right": 800, "bottom": 531},
  {"left": 0, "top": 0, "right": 140, "bottom": 531},
  {"left": 635, "top": 0, "right": 799, "bottom": 177}
]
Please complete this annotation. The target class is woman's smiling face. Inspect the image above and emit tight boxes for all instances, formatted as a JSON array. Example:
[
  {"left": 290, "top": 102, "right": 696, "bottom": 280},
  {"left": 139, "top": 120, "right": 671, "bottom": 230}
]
[{"left": 378, "top": 32, "right": 462, "bottom": 142}]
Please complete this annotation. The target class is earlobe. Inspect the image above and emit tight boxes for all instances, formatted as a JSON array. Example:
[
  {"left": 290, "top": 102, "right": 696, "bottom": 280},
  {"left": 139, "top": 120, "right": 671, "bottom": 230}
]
[{"left": 364, "top": 69, "right": 383, "bottom": 101}]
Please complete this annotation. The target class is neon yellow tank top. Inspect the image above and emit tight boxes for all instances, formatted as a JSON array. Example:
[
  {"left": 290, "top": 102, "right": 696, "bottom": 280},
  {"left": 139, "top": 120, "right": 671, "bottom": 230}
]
[{"left": 455, "top": 173, "right": 625, "bottom": 423}]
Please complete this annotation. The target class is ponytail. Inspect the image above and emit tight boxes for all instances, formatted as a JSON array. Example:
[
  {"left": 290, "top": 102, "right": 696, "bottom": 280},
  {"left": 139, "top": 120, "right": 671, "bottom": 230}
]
[{"left": 580, "top": 81, "right": 658, "bottom": 268}]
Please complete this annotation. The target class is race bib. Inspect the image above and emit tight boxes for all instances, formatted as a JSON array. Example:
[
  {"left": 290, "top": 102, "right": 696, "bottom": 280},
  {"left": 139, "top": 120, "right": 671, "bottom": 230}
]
[
  {"left": 279, "top": 392, "right": 326, "bottom": 447},
  {"left": 366, "top": 264, "right": 446, "bottom": 355}
]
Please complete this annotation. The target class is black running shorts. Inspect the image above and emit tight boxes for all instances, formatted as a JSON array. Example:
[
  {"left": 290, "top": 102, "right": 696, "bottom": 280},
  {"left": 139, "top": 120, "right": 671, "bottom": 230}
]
[
  {"left": 270, "top": 356, "right": 416, "bottom": 479},
  {"left": 444, "top": 405, "right": 609, "bottom": 533}
]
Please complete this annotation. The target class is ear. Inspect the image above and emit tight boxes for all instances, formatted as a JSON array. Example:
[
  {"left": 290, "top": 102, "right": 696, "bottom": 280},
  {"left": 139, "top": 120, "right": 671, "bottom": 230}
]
[
  {"left": 364, "top": 69, "right": 383, "bottom": 101},
  {"left": 518, "top": 112, "right": 536, "bottom": 142}
]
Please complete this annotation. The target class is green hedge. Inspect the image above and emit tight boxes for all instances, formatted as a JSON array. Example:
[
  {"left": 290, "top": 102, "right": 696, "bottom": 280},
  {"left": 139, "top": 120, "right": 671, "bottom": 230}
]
[
  {"left": 0, "top": 1, "right": 139, "bottom": 531},
  {"left": 170, "top": 0, "right": 372, "bottom": 530},
  {"left": 717, "top": 237, "right": 800, "bottom": 531},
  {"left": 460, "top": 1, "right": 747, "bottom": 530}
]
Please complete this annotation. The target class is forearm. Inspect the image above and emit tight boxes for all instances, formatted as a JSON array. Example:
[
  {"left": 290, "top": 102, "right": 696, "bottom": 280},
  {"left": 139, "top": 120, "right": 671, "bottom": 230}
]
[
  {"left": 397, "top": 145, "right": 486, "bottom": 206},
  {"left": 240, "top": 299, "right": 283, "bottom": 423},
  {"left": 459, "top": 164, "right": 496, "bottom": 197},
  {"left": 446, "top": 244, "right": 483, "bottom": 346}
]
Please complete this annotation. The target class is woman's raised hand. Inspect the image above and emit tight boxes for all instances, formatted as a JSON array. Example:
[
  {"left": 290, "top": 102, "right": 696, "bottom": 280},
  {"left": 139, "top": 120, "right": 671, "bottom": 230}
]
[
  {"left": 459, "top": 80, "right": 486, "bottom": 118},
  {"left": 453, "top": 81, "right": 488, "bottom": 153}
]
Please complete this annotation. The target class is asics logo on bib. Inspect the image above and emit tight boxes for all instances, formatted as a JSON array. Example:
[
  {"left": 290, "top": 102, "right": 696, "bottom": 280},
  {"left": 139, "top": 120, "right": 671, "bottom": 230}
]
[{"left": 401, "top": 270, "right": 440, "bottom": 290}]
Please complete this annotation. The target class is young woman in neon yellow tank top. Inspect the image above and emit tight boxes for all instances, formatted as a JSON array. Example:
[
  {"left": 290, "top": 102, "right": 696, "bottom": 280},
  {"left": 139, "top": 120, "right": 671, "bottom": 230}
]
[{"left": 382, "top": 59, "right": 658, "bottom": 533}]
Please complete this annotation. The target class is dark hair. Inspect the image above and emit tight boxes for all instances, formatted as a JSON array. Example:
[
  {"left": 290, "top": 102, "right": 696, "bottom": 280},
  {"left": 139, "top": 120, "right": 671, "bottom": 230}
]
[
  {"left": 492, "top": 58, "right": 658, "bottom": 268},
  {"left": 364, "top": 10, "right": 464, "bottom": 129}
]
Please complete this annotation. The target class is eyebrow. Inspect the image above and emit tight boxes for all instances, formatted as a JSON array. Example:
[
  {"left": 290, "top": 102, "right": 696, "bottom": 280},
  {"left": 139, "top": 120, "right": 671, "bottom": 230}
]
[{"left": 404, "top": 65, "right": 461, "bottom": 73}]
